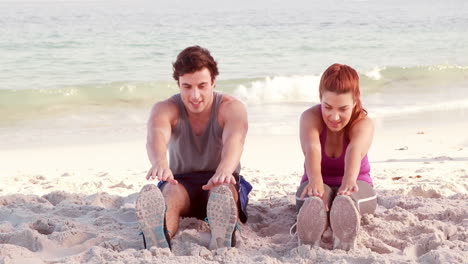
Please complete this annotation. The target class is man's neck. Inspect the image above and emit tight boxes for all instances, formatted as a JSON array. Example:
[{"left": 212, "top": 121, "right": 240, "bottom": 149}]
[{"left": 189, "top": 97, "right": 213, "bottom": 119}]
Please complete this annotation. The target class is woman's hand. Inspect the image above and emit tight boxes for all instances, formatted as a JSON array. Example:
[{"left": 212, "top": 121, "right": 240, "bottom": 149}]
[
  {"left": 300, "top": 181, "right": 329, "bottom": 211},
  {"left": 337, "top": 179, "right": 359, "bottom": 195},
  {"left": 300, "top": 181, "right": 324, "bottom": 199}
]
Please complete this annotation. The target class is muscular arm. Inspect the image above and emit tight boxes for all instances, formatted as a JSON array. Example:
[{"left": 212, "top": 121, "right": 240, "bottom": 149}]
[
  {"left": 202, "top": 98, "right": 248, "bottom": 190},
  {"left": 146, "top": 100, "right": 178, "bottom": 184},
  {"left": 339, "top": 117, "right": 374, "bottom": 194},
  {"left": 218, "top": 99, "right": 248, "bottom": 174}
]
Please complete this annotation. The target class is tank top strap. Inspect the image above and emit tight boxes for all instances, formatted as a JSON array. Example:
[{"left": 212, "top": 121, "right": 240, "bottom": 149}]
[
  {"left": 318, "top": 105, "right": 327, "bottom": 141},
  {"left": 211, "top": 92, "right": 223, "bottom": 132},
  {"left": 170, "top": 94, "right": 187, "bottom": 119}
]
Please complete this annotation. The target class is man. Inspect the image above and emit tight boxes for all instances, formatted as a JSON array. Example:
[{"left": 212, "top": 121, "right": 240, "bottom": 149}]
[{"left": 135, "top": 46, "right": 252, "bottom": 250}]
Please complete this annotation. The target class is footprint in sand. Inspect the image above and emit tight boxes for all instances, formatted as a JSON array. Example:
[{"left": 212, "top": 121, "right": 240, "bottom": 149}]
[
  {"left": 85, "top": 193, "right": 123, "bottom": 209},
  {"left": 42, "top": 191, "right": 83, "bottom": 206},
  {"left": 30, "top": 219, "right": 56, "bottom": 235}
]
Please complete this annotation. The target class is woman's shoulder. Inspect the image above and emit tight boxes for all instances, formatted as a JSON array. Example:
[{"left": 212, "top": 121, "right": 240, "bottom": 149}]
[
  {"left": 353, "top": 115, "right": 373, "bottom": 128},
  {"left": 301, "top": 104, "right": 321, "bottom": 117},
  {"left": 300, "top": 104, "right": 323, "bottom": 130},
  {"left": 349, "top": 116, "right": 374, "bottom": 139}
]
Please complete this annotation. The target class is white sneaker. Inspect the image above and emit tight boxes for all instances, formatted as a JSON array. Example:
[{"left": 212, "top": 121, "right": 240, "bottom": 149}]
[
  {"left": 330, "top": 195, "right": 360, "bottom": 251},
  {"left": 296, "top": 196, "right": 327, "bottom": 247},
  {"left": 135, "top": 184, "right": 170, "bottom": 249},
  {"left": 206, "top": 185, "right": 237, "bottom": 250}
]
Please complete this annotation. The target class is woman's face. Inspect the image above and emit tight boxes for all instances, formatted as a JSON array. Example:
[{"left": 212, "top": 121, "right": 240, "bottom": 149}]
[{"left": 321, "top": 91, "right": 355, "bottom": 132}]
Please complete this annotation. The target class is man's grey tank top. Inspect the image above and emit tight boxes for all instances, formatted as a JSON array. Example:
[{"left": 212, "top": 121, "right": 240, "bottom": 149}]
[{"left": 168, "top": 92, "right": 241, "bottom": 175}]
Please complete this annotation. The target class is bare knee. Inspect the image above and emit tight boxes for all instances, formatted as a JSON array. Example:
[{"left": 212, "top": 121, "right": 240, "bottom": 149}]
[
  {"left": 162, "top": 183, "right": 191, "bottom": 215},
  {"left": 228, "top": 184, "right": 239, "bottom": 203}
]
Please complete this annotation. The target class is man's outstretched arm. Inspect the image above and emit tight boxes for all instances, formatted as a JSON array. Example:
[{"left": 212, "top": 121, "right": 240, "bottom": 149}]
[
  {"left": 146, "top": 100, "right": 178, "bottom": 184},
  {"left": 202, "top": 99, "right": 248, "bottom": 190}
]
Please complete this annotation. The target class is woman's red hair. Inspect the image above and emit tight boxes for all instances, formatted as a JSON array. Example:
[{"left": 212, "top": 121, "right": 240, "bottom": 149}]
[{"left": 319, "top": 63, "right": 367, "bottom": 136}]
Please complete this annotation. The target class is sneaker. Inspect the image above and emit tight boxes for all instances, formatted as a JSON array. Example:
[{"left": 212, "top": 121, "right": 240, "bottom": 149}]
[
  {"left": 330, "top": 195, "right": 360, "bottom": 251},
  {"left": 136, "top": 184, "right": 171, "bottom": 249},
  {"left": 206, "top": 184, "right": 237, "bottom": 249},
  {"left": 296, "top": 196, "right": 327, "bottom": 247}
]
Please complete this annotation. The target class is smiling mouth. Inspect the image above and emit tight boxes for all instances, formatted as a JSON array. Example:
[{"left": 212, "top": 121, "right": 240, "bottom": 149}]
[{"left": 329, "top": 121, "right": 341, "bottom": 127}]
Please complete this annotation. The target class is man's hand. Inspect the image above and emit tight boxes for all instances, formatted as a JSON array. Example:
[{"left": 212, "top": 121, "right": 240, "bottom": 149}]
[
  {"left": 146, "top": 163, "right": 178, "bottom": 185},
  {"left": 337, "top": 179, "right": 359, "bottom": 195},
  {"left": 202, "top": 170, "right": 236, "bottom": 190},
  {"left": 300, "top": 181, "right": 329, "bottom": 211}
]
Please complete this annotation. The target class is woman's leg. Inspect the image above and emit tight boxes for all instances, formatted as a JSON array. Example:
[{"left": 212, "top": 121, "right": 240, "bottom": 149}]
[
  {"left": 349, "top": 180, "right": 377, "bottom": 215},
  {"left": 295, "top": 181, "right": 334, "bottom": 213},
  {"left": 295, "top": 181, "right": 334, "bottom": 246},
  {"left": 329, "top": 180, "right": 377, "bottom": 250}
]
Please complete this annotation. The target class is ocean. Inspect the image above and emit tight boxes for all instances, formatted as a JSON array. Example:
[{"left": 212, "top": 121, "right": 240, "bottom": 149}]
[{"left": 1, "top": 0, "right": 467, "bottom": 141}]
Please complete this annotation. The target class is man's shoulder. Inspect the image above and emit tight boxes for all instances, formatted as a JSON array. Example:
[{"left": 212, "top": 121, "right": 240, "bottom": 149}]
[
  {"left": 218, "top": 93, "right": 245, "bottom": 111},
  {"left": 216, "top": 93, "right": 247, "bottom": 127},
  {"left": 149, "top": 97, "right": 179, "bottom": 122}
]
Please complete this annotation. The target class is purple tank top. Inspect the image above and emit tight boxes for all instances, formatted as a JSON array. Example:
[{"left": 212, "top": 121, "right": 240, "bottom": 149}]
[{"left": 301, "top": 113, "right": 373, "bottom": 187}]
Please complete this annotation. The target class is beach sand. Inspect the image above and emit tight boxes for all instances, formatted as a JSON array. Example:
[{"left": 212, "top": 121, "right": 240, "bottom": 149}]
[{"left": 1, "top": 111, "right": 467, "bottom": 263}]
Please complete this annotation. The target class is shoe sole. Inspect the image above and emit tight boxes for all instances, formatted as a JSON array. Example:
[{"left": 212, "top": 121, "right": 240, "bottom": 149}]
[
  {"left": 330, "top": 195, "right": 360, "bottom": 250},
  {"left": 135, "top": 184, "right": 169, "bottom": 248},
  {"left": 207, "top": 185, "right": 237, "bottom": 250},
  {"left": 297, "top": 196, "right": 327, "bottom": 247}
]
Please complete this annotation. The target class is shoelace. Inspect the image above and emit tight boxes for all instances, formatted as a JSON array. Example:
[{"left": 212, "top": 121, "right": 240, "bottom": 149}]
[
  {"left": 139, "top": 230, "right": 172, "bottom": 250},
  {"left": 138, "top": 231, "right": 147, "bottom": 249},
  {"left": 289, "top": 222, "right": 297, "bottom": 237},
  {"left": 288, "top": 222, "right": 304, "bottom": 245}
]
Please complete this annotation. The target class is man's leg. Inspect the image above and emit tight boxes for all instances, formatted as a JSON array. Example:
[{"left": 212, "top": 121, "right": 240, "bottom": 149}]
[
  {"left": 206, "top": 184, "right": 239, "bottom": 249},
  {"left": 225, "top": 184, "right": 239, "bottom": 210},
  {"left": 136, "top": 184, "right": 172, "bottom": 249},
  {"left": 161, "top": 183, "right": 191, "bottom": 238}
]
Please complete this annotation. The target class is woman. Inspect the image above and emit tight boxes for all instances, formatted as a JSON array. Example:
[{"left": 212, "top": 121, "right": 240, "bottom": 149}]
[{"left": 295, "top": 63, "right": 377, "bottom": 251}]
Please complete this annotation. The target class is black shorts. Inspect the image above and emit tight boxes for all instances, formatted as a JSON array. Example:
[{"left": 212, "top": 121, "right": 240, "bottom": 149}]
[{"left": 158, "top": 171, "right": 250, "bottom": 223}]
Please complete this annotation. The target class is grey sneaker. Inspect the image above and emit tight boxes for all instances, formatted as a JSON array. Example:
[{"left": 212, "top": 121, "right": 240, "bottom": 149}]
[
  {"left": 206, "top": 184, "right": 237, "bottom": 250},
  {"left": 296, "top": 196, "right": 327, "bottom": 247},
  {"left": 136, "top": 184, "right": 171, "bottom": 249},
  {"left": 330, "top": 195, "right": 360, "bottom": 251}
]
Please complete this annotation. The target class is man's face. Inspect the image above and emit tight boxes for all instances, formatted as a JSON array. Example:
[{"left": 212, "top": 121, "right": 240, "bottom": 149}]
[{"left": 178, "top": 67, "right": 215, "bottom": 115}]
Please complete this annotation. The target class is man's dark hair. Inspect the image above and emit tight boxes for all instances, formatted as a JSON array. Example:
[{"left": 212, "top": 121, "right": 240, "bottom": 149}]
[{"left": 172, "top": 46, "right": 219, "bottom": 83}]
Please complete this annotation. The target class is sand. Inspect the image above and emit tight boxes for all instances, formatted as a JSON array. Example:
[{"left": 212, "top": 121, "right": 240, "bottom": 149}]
[{"left": 1, "top": 112, "right": 467, "bottom": 263}]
